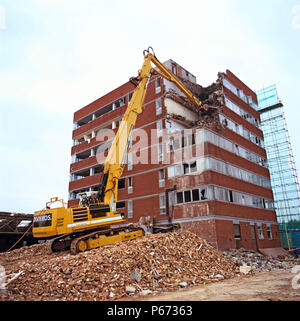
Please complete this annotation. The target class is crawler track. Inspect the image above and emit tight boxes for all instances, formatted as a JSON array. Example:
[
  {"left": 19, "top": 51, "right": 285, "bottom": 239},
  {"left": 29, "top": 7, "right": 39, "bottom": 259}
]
[{"left": 48, "top": 226, "right": 145, "bottom": 255}]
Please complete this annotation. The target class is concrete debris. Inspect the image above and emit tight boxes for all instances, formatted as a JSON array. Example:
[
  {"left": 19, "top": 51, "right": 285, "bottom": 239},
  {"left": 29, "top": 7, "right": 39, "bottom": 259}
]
[
  {"left": 239, "top": 266, "right": 252, "bottom": 275},
  {"left": 125, "top": 286, "right": 136, "bottom": 294},
  {"left": 0, "top": 232, "right": 237, "bottom": 301},
  {"left": 141, "top": 289, "right": 152, "bottom": 296},
  {"left": 130, "top": 269, "right": 142, "bottom": 282},
  {"left": 222, "top": 248, "right": 300, "bottom": 272},
  {"left": 164, "top": 74, "right": 225, "bottom": 131},
  {"left": 180, "top": 74, "right": 224, "bottom": 108}
]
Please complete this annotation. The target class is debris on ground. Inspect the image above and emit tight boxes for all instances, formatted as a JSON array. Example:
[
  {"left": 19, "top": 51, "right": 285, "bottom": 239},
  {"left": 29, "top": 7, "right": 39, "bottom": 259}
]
[
  {"left": 222, "top": 248, "right": 300, "bottom": 272},
  {"left": 0, "top": 232, "right": 238, "bottom": 301}
]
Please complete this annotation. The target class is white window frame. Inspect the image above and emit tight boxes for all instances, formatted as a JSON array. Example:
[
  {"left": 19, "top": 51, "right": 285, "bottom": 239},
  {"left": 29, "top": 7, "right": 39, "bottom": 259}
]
[
  {"left": 127, "top": 200, "right": 133, "bottom": 218},
  {"left": 257, "top": 224, "right": 264, "bottom": 240},
  {"left": 156, "top": 98, "right": 162, "bottom": 115},
  {"left": 158, "top": 142, "right": 164, "bottom": 162},
  {"left": 128, "top": 177, "right": 133, "bottom": 194},
  {"left": 158, "top": 169, "right": 165, "bottom": 187},
  {"left": 159, "top": 194, "right": 166, "bottom": 214},
  {"left": 157, "top": 119, "right": 163, "bottom": 137},
  {"left": 267, "top": 225, "right": 273, "bottom": 240},
  {"left": 155, "top": 78, "right": 161, "bottom": 94},
  {"left": 127, "top": 152, "right": 133, "bottom": 171}
]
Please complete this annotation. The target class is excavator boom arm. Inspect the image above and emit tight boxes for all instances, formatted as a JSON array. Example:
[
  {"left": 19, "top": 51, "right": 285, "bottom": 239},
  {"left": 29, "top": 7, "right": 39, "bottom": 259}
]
[{"left": 98, "top": 50, "right": 207, "bottom": 206}]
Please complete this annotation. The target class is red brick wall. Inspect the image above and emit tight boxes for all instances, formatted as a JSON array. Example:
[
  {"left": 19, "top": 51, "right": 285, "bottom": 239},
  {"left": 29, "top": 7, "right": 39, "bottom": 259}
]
[
  {"left": 179, "top": 219, "right": 218, "bottom": 248},
  {"left": 73, "top": 82, "right": 134, "bottom": 123},
  {"left": 225, "top": 69, "right": 258, "bottom": 105},
  {"left": 240, "top": 221, "right": 253, "bottom": 250},
  {"left": 215, "top": 219, "right": 235, "bottom": 250}
]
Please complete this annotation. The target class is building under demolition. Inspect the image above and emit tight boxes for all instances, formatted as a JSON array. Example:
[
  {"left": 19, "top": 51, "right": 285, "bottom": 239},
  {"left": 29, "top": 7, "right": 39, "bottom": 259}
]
[{"left": 68, "top": 59, "right": 281, "bottom": 251}]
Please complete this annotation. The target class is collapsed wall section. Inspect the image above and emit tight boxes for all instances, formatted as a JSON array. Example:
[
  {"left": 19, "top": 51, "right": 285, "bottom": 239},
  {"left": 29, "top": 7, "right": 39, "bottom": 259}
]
[{"left": 164, "top": 72, "right": 226, "bottom": 131}]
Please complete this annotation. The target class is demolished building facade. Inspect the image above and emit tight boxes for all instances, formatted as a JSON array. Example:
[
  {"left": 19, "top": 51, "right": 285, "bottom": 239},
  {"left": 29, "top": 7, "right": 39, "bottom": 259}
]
[{"left": 68, "top": 59, "right": 281, "bottom": 250}]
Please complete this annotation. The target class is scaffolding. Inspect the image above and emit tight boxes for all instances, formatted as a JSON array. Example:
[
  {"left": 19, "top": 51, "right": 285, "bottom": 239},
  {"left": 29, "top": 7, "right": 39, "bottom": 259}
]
[{"left": 256, "top": 85, "right": 300, "bottom": 249}]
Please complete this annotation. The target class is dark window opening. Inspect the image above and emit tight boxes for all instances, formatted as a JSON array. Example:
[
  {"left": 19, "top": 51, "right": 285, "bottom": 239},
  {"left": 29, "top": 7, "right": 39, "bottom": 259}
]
[
  {"left": 190, "top": 161, "right": 197, "bottom": 173},
  {"left": 229, "top": 190, "right": 234, "bottom": 203},
  {"left": 234, "top": 224, "right": 241, "bottom": 240},
  {"left": 182, "top": 136, "right": 188, "bottom": 148},
  {"left": 118, "top": 178, "right": 125, "bottom": 190},
  {"left": 184, "top": 191, "right": 191, "bottom": 203},
  {"left": 176, "top": 192, "right": 183, "bottom": 204},
  {"left": 94, "top": 165, "right": 104, "bottom": 174},
  {"left": 200, "top": 189, "right": 207, "bottom": 200},
  {"left": 128, "top": 92, "right": 133, "bottom": 103},
  {"left": 183, "top": 163, "right": 189, "bottom": 174},
  {"left": 116, "top": 201, "right": 125, "bottom": 209},
  {"left": 192, "top": 189, "right": 200, "bottom": 202}
]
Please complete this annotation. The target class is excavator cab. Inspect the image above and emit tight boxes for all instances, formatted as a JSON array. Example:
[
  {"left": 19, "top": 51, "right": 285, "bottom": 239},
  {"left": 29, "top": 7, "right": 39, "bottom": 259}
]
[{"left": 32, "top": 196, "right": 140, "bottom": 254}]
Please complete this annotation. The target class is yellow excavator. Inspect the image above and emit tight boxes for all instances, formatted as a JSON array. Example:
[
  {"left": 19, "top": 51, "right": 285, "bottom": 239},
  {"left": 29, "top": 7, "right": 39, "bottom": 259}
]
[{"left": 32, "top": 47, "right": 208, "bottom": 254}]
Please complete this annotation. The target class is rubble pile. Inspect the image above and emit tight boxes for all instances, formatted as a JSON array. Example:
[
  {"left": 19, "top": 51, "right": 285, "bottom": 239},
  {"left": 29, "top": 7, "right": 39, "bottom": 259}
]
[
  {"left": 164, "top": 74, "right": 225, "bottom": 130},
  {"left": 222, "top": 248, "right": 300, "bottom": 272},
  {"left": 0, "top": 232, "right": 237, "bottom": 301},
  {"left": 180, "top": 74, "right": 224, "bottom": 108}
]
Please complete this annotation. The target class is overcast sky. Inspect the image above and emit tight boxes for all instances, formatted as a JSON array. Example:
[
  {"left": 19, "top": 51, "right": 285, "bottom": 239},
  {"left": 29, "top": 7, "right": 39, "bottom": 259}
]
[{"left": 0, "top": 0, "right": 300, "bottom": 213}]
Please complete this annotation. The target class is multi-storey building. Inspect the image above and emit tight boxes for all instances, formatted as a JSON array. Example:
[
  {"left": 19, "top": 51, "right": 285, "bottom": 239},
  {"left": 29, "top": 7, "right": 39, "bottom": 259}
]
[{"left": 68, "top": 59, "right": 281, "bottom": 250}]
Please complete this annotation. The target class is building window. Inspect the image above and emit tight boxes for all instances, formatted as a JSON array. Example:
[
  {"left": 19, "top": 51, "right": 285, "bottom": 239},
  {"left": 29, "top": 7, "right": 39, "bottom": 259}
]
[
  {"left": 234, "top": 224, "right": 241, "bottom": 240},
  {"left": 171, "top": 64, "right": 176, "bottom": 75},
  {"left": 158, "top": 142, "right": 163, "bottom": 162},
  {"left": 167, "top": 166, "right": 175, "bottom": 178},
  {"left": 157, "top": 119, "right": 163, "bottom": 137},
  {"left": 267, "top": 225, "right": 273, "bottom": 240},
  {"left": 173, "top": 137, "right": 181, "bottom": 150},
  {"left": 116, "top": 201, "right": 125, "bottom": 209},
  {"left": 167, "top": 137, "right": 174, "bottom": 152},
  {"left": 159, "top": 194, "right": 166, "bottom": 214},
  {"left": 159, "top": 169, "right": 165, "bottom": 187},
  {"left": 155, "top": 78, "right": 161, "bottom": 94},
  {"left": 112, "top": 120, "right": 120, "bottom": 129},
  {"left": 176, "top": 191, "right": 183, "bottom": 204},
  {"left": 128, "top": 92, "right": 133, "bottom": 103},
  {"left": 127, "top": 200, "right": 133, "bottom": 218},
  {"left": 200, "top": 188, "right": 208, "bottom": 200},
  {"left": 128, "top": 177, "right": 133, "bottom": 194},
  {"left": 184, "top": 190, "right": 192, "bottom": 203},
  {"left": 190, "top": 161, "right": 197, "bottom": 173},
  {"left": 156, "top": 99, "right": 162, "bottom": 115},
  {"left": 175, "top": 164, "right": 182, "bottom": 176},
  {"left": 192, "top": 189, "right": 200, "bottom": 202},
  {"left": 183, "top": 163, "right": 189, "bottom": 174},
  {"left": 128, "top": 152, "right": 133, "bottom": 171},
  {"left": 257, "top": 225, "right": 264, "bottom": 240}
]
